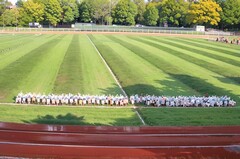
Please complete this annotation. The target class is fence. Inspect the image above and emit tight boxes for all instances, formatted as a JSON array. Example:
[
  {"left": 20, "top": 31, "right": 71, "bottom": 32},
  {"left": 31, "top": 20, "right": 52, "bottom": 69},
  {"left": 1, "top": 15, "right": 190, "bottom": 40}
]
[{"left": 0, "top": 26, "right": 235, "bottom": 36}]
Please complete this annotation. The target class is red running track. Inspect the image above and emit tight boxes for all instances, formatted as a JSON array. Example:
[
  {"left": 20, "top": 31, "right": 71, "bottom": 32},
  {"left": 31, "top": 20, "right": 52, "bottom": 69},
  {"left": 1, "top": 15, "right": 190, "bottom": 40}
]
[{"left": 0, "top": 122, "right": 240, "bottom": 159}]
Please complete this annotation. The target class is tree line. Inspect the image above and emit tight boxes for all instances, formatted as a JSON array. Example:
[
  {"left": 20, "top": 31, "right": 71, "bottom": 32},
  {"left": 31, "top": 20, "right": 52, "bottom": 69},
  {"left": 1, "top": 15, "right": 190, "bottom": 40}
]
[{"left": 0, "top": 0, "right": 239, "bottom": 30}]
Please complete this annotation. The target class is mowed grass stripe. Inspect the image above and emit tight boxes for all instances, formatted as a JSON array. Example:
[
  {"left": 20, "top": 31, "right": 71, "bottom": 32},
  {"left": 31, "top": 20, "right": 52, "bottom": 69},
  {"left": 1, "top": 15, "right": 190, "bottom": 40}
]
[
  {"left": 53, "top": 34, "right": 122, "bottom": 95},
  {"left": 79, "top": 35, "right": 122, "bottom": 95},
  {"left": 0, "top": 34, "right": 35, "bottom": 53},
  {"left": 17, "top": 35, "right": 72, "bottom": 94},
  {"left": 161, "top": 37, "right": 240, "bottom": 67},
  {"left": 89, "top": 34, "right": 198, "bottom": 96},
  {"left": 182, "top": 38, "right": 240, "bottom": 56},
  {"left": 172, "top": 38, "right": 240, "bottom": 61},
  {"left": 0, "top": 34, "right": 30, "bottom": 46},
  {"left": 53, "top": 35, "right": 84, "bottom": 94},
  {"left": 139, "top": 108, "right": 240, "bottom": 126},
  {"left": 0, "top": 34, "right": 34, "bottom": 54},
  {"left": 142, "top": 36, "right": 240, "bottom": 83},
  {"left": 118, "top": 36, "right": 240, "bottom": 102},
  {"left": 0, "top": 105, "right": 142, "bottom": 126},
  {"left": 0, "top": 34, "right": 57, "bottom": 70},
  {"left": 0, "top": 35, "right": 64, "bottom": 102},
  {"left": 108, "top": 36, "right": 199, "bottom": 95}
]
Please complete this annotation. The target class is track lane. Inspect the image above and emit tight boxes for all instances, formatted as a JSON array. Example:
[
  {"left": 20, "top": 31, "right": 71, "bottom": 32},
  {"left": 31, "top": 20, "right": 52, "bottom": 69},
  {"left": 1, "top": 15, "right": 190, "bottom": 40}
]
[
  {"left": 1, "top": 122, "right": 240, "bottom": 134},
  {"left": 0, "top": 129, "right": 240, "bottom": 146},
  {"left": 0, "top": 122, "right": 239, "bottom": 158},
  {"left": 1, "top": 142, "right": 240, "bottom": 159}
]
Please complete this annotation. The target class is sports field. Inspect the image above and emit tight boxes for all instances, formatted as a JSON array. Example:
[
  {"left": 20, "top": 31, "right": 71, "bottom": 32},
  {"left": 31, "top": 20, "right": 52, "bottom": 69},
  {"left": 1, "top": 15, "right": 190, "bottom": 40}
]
[
  {"left": 0, "top": 33, "right": 239, "bottom": 103},
  {"left": 0, "top": 33, "right": 240, "bottom": 126}
]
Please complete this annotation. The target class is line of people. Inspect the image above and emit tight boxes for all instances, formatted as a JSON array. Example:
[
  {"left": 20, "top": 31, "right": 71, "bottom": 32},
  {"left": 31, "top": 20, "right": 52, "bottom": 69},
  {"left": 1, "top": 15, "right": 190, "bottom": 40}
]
[
  {"left": 130, "top": 95, "right": 236, "bottom": 107},
  {"left": 15, "top": 93, "right": 129, "bottom": 106},
  {"left": 216, "top": 37, "right": 240, "bottom": 45},
  {"left": 15, "top": 92, "right": 236, "bottom": 107}
]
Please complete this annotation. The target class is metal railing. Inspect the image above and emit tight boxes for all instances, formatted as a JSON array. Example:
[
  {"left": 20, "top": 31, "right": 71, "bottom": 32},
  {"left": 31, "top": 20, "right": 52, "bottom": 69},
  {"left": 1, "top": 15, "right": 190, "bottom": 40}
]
[{"left": 0, "top": 27, "right": 235, "bottom": 36}]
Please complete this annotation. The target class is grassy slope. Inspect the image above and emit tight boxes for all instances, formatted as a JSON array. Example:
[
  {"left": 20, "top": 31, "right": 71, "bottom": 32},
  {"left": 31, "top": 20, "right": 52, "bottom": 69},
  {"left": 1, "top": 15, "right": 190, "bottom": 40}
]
[
  {"left": 0, "top": 105, "right": 142, "bottom": 126},
  {"left": 0, "top": 104, "right": 239, "bottom": 126},
  {"left": 53, "top": 34, "right": 122, "bottom": 95},
  {"left": 17, "top": 35, "right": 73, "bottom": 94},
  {"left": 149, "top": 37, "right": 240, "bottom": 81},
  {"left": 89, "top": 34, "right": 198, "bottom": 96},
  {"left": 0, "top": 34, "right": 56, "bottom": 70},
  {"left": 139, "top": 108, "right": 240, "bottom": 126},
  {"left": 0, "top": 35, "right": 65, "bottom": 102},
  {"left": 126, "top": 36, "right": 240, "bottom": 103}
]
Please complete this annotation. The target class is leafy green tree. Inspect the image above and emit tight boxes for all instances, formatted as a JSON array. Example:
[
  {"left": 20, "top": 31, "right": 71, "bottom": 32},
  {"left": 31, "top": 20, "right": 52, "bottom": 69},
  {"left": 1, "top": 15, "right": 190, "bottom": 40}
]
[
  {"left": 186, "top": 0, "right": 222, "bottom": 26},
  {"left": 60, "top": 0, "right": 79, "bottom": 23},
  {"left": 78, "top": 1, "right": 93, "bottom": 22},
  {"left": 19, "top": 0, "right": 44, "bottom": 26},
  {"left": 85, "top": 0, "right": 110, "bottom": 24},
  {"left": 16, "top": 0, "right": 24, "bottom": 7},
  {"left": 112, "top": 0, "right": 137, "bottom": 25},
  {"left": 1, "top": 8, "right": 20, "bottom": 26},
  {"left": 158, "top": 0, "right": 188, "bottom": 27},
  {"left": 143, "top": 2, "right": 158, "bottom": 26},
  {"left": 39, "top": 0, "right": 63, "bottom": 26},
  {"left": 133, "top": 0, "right": 146, "bottom": 24},
  {"left": 0, "top": 0, "right": 11, "bottom": 15},
  {"left": 221, "top": 0, "right": 240, "bottom": 28}
]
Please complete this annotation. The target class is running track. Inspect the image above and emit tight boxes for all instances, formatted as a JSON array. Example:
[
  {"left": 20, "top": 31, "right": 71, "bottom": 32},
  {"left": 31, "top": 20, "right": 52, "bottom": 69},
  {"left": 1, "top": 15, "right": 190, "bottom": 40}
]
[{"left": 0, "top": 122, "right": 239, "bottom": 159}]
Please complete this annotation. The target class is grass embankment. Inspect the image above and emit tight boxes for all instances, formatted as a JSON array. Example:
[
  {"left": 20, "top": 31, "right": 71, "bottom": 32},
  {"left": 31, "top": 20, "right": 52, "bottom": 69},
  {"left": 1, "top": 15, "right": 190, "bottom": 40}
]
[
  {"left": 53, "top": 35, "right": 122, "bottom": 95},
  {"left": 96, "top": 35, "right": 240, "bottom": 104},
  {"left": 139, "top": 107, "right": 240, "bottom": 126},
  {"left": 89, "top": 34, "right": 198, "bottom": 96},
  {"left": 0, "top": 105, "right": 141, "bottom": 126},
  {"left": 0, "top": 34, "right": 68, "bottom": 102},
  {"left": 0, "top": 105, "right": 239, "bottom": 126}
]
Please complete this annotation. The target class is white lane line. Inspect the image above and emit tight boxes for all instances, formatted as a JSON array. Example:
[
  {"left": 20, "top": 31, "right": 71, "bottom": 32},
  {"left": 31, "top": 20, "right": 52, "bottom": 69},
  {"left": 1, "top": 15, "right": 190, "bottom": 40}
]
[
  {"left": 134, "top": 107, "right": 146, "bottom": 125},
  {"left": 1, "top": 130, "right": 240, "bottom": 136},
  {"left": 86, "top": 34, "right": 127, "bottom": 97},
  {"left": 0, "top": 141, "right": 239, "bottom": 149}
]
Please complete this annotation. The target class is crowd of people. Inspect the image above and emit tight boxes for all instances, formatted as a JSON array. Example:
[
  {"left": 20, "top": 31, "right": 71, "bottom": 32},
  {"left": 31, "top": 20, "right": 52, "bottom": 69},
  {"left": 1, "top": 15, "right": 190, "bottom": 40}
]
[
  {"left": 130, "top": 95, "right": 236, "bottom": 107},
  {"left": 216, "top": 37, "right": 240, "bottom": 45},
  {"left": 15, "top": 92, "right": 236, "bottom": 107},
  {"left": 15, "top": 92, "right": 129, "bottom": 106}
]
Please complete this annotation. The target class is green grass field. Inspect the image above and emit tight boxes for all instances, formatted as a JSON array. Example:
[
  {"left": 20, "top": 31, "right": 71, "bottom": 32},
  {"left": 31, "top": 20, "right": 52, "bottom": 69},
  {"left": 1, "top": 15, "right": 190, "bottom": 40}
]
[
  {"left": 0, "top": 105, "right": 141, "bottom": 126},
  {"left": 139, "top": 107, "right": 240, "bottom": 126},
  {"left": 0, "top": 105, "right": 240, "bottom": 126},
  {"left": 0, "top": 33, "right": 240, "bottom": 126}
]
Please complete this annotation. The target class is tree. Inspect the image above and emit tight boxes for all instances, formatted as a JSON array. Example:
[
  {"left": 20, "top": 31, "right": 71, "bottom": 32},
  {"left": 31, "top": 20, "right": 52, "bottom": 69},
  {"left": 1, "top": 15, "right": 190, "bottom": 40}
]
[
  {"left": 60, "top": 0, "right": 79, "bottom": 23},
  {"left": 16, "top": 0, "right": 25, "bottom": 7},
  {"left": 133, "top": 0, "right": 146, "bottom": 24},
  {"left": 1, "top": 8, "right": 20, "bottom": 26},
  {"left": 112, "top": 0, "right": 137, "bottom": 25},
  {"left": 40, "top": 0, "right": 62, "bottom": 26},
  {"left": 186, "top": 0, "right": 222, "bottom": 26},
  {"left": 85, "top": 0, "right": 110, "bottom": 24},
  {"left": 158, "top": 0, "right": 188, "bottom": 27},
  {"left": 78, "top": 1, "right": 93, "bottom": 22},
  {"left": 143, "top": 2, "right": 158, "bottom": 26},
  {"left": 0, "top": 0, "right": 11, "bottom": 15},
  {"left": 19, "top": 0, "right": 44, "bottom": 26},
  {"left": 221, "top": 0, "right": 240, "bottom": 28}
]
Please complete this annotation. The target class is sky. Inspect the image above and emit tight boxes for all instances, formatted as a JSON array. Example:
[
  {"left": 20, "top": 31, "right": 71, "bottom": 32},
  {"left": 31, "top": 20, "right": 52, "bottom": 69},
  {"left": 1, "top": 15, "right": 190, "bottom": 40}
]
[{"left": 9, "top": 0, "right": 17, "bottom": 5}]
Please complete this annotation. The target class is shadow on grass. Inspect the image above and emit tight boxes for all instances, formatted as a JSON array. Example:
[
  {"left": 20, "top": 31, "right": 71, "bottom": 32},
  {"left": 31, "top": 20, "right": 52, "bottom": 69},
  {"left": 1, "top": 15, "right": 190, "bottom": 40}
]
[
  {"left": 169, "top": 74, "right": 240, "bottom": 103},
  {"left": 100, "top": 74, "right": 239, "bottom": 104},
  {"left": 22, "top": 112, "right": 142, "bottom": 126},
  {"left": 23, "top": 113, "right": 88, "bottom": 125},
  {"left": 216, "top": 76, "right": 240, "bottom": 85},
  {"left": 99, "top": 84, "right": 123, "bottom": 95}
]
